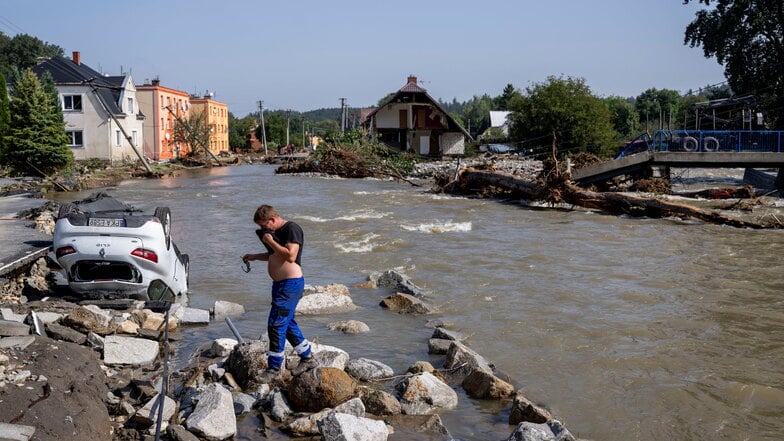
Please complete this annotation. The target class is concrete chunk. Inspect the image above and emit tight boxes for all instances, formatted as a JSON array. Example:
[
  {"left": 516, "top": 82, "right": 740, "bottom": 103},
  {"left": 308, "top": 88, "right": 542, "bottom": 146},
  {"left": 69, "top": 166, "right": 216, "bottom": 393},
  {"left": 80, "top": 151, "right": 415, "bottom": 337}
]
[
  {"left": 0, "top": 422, "right": 36, "bottom": 441},
  {"left": 103, "top": 335, "right": 159, "bottom": 366},
  {"left": 0, "top": 336, "right": 35, "bottom": 350},
  {"left": 0, "top": 319, "right": 30, "bottom": 336}
]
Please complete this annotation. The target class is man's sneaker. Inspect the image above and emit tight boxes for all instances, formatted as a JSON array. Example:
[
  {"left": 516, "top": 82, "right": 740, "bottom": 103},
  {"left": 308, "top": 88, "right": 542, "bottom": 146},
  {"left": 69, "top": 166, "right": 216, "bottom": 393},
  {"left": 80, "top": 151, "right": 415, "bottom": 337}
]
[
  {"left": 258, "top": 368, "right": 280, "bottom": 383},
  {"left": 291, "top": 356, "right": 319, "bottom": 376}
]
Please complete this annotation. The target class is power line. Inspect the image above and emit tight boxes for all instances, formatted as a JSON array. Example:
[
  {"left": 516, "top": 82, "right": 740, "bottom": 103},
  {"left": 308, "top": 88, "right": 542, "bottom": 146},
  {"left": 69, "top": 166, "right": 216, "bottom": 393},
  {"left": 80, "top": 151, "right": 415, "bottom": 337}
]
[{"left": 0, "top": 15, "right": 26, "bottom": 35}]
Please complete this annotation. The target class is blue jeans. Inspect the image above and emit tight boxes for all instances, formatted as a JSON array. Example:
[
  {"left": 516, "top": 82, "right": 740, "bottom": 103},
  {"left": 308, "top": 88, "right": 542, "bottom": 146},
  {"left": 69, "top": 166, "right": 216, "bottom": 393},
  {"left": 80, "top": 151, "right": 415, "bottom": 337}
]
[{"left": 267, "top": 277, "right": 311, "bottom": 369}]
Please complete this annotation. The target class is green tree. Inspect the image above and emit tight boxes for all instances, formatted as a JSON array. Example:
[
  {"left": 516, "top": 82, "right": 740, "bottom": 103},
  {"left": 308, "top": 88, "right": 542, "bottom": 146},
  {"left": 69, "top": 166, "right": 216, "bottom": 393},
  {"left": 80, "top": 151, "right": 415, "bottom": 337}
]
[
  {"left": 508, "top": 75, "right": 617, "bottom": 157},
  {"left": 173, "top": 108, "right": 212, "bottom": 158},
  {"left": 312, "top": 119, "right": 340, "bottom": 138},
  {"left": 461, "top": 94, "right": 494, "bottom": 137},
  {"left": 0, "top": 32, "right": 63, "bottom": 79},
  {"left": 495, "top": 83, "right": 521, "bottom": 110},
  {"left": 684, "top": 0, "right": 783, "bottom": 128},
  {"left": 0, "top": 74, "right": 10, "bottom": 160},
  {"left": 605, "top": 96, "right": 639, "bottom": 139},
  {"left": 4, "top": 69, "right": 72, "bottom": 175},
  {"left": 255, "top": 112, "right": 287, "bottom": 150},
  {"left": 635, "top": 88, "right": 683, "bottom": 131},
  {"left": 228, "top": 112, "right": 254, "bottom": 151}
]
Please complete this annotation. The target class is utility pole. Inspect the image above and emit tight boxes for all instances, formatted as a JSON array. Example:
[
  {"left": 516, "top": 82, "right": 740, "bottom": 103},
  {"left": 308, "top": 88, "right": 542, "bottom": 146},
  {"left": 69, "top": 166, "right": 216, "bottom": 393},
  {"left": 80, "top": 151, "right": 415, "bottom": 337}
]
[
  {"left": 85, "top": 79, "right": 153, "bottom": 173},
  {"left": 257, "top": 100, "right": 267, "bottom": 156},
  {"left": 286, "top": 110, "right": 291, "bottom": 147},
  {"left": 340, "top": 98, "right": 347, "bottom": 132}
]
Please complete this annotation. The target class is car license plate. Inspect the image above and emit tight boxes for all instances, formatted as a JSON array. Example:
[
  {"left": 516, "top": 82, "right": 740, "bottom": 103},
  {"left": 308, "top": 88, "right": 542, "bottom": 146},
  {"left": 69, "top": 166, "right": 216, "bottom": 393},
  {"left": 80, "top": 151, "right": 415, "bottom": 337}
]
[{"left": 88, "top": 217, "right": 126, "bottom": 227}]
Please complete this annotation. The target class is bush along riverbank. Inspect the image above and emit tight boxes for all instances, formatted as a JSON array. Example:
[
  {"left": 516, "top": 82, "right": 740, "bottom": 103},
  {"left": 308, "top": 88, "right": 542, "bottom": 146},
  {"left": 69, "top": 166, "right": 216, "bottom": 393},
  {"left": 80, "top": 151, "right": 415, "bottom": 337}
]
[{"left": 0, "top": 265, "right": 584, "bottom": 441}]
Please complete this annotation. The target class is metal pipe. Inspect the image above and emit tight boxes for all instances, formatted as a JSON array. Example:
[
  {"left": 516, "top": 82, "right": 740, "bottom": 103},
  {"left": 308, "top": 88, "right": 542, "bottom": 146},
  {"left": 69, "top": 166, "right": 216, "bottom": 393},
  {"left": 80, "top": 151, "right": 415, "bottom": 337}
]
[{"left": 225, "top": 317, "right": 245, "bottom": 344}]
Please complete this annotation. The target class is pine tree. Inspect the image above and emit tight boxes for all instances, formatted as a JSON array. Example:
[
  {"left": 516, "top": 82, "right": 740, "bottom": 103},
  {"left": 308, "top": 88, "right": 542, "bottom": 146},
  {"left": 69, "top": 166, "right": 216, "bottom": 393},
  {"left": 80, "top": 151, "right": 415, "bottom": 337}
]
[
  {"left": 0, "top": 74, "right": 10, "bottom": 161},
  {"left": 5, "top": 68, "right": 72, "bottom": 176}
]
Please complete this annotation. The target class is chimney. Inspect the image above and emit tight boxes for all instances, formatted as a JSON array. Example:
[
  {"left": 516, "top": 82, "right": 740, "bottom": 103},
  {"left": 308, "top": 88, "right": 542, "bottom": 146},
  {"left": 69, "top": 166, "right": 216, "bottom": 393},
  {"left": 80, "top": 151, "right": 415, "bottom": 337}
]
[
  {"left": 72, "top": 51, "right": 81, "bottom": 65},
  {"left": 407, "top": 75, "right": 417, "bottom": 84}
]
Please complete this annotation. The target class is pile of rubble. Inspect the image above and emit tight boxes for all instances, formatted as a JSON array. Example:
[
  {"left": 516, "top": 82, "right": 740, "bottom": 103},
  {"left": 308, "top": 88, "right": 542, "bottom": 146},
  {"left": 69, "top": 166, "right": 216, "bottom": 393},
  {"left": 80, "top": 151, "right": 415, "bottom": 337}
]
[
  {"left": 410, "top": 155, "right": 543, "bottom": 180},
  {"left": 0, "top": 268, "right": 583, "bottom": 441}
]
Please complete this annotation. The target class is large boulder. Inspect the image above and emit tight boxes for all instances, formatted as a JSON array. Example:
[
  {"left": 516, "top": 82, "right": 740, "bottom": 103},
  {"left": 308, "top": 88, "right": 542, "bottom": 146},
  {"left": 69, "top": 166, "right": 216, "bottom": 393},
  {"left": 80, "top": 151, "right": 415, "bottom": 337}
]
[
  {"left": 103, "top": 335, "right": 159, "bottom": 366},
  {"left": 346, "top": 358, "right": 394, "bottom": 381},
  {"left": 509, "top": 391, "right": 553, "bottom": 425},
  {"left": 303, "top": 343, "right": 350, "bottom": 371},
  {"left": 328, "top": 320, "right": 370, "bottom": 334},
  {"left": 317, "top": 412, "right": 388, "bottom": 441},
  {"left": 224, "top": 340, "right": 267, "bottom": 389},
  {"left": 379, "top": 293, "right": 433, "bottom": 314},
  {"left": 359, "top": 387, "right": 402, "bottom": 416},
  {"left": 284, "top": 397, "right": 365, "bottom": 437},
  {"left": 305, "top": 283, "right": 351, "bottom": 296},
  {"left": 60, "top": 306, "right": 114, "bottom": 335},
  {"left": 185, "top": 383, "right": 237, "bottom": 441},
  {"left": 395, "top": 372, "right": 458, "bottom": 415},
  {"left": 461, "top": 369, "right": 515, "bottom": 399},
  {"left": 287, "top": 367, "right": 358, "bottom": 412},
  {"left": 443, "top": 341, "right": 494, "bottom": 381},
  {"left": 367, "top": 270, "right": 425, "bottom": 297},
  {"left": 506, "top": 420, "right": 575, "bottom": 441},
  {"left": 296, "top": 293, "right": 357, "bottom": 315}
]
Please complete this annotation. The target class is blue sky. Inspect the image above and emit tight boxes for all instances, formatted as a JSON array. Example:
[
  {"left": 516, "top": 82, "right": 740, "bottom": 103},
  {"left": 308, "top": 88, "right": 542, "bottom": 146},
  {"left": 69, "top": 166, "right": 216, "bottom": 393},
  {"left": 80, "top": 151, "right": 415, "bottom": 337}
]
[{"left": 2, "top": 1, "right": 724, "bottom": 116}]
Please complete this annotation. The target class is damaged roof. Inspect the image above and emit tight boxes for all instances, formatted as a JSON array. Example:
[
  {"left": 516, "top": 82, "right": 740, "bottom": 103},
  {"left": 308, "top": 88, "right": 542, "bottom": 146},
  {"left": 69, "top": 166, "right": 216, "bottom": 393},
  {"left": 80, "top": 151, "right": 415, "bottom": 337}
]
[
  {"left": 365, "top": 77, "right": 472, "bottom": 140},
  {"left": 32, "top": 56, "right": 127, "bottom": 115}
]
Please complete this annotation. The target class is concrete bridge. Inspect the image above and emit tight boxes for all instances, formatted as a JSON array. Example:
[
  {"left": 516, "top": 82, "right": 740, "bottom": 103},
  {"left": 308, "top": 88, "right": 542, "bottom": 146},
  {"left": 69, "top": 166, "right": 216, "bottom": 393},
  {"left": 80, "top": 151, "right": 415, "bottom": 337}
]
[{"left": 571, "top": 130, "right": 784, "bottom": 190}]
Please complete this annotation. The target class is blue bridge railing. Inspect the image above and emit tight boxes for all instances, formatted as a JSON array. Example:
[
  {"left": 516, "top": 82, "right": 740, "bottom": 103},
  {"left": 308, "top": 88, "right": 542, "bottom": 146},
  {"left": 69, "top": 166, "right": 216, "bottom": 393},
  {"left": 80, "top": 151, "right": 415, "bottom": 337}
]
[{"left": 617, "top": 130, "right": 784, "bottom": 158}]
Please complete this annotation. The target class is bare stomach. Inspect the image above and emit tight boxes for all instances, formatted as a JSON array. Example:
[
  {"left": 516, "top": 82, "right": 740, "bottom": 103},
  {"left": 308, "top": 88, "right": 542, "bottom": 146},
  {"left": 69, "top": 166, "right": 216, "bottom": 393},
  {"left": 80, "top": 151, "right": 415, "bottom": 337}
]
[{"left": 267, "top": 255, "right": 302, "bottom": 281}]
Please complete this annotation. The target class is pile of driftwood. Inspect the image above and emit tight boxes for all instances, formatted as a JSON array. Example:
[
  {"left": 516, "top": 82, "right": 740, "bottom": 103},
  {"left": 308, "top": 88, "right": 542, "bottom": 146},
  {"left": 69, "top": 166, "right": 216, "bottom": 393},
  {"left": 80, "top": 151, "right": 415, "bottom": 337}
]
[
  {"left": 434, "top": 159, "right": 783, "bottom": 229},
  {"left": 277, "top": 149, "right": 420, "bottom": 185}
]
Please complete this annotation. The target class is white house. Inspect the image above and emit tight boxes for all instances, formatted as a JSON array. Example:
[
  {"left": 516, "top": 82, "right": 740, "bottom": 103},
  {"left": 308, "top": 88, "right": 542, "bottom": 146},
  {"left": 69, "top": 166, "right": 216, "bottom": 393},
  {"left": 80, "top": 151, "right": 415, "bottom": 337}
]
[
  {"left": 32, "top": 51, "right": 145, "bottom": 163},
  {"left": 489, "top": 110, "right": 512, "bottom": 136}
]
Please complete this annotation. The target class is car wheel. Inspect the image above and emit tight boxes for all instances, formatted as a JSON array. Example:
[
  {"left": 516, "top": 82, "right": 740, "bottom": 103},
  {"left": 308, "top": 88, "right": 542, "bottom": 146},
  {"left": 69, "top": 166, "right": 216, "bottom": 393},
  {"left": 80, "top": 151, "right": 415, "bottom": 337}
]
[
  {"left": 57, "top": 203, "right": 76, "bottom": 219},
  {"left": 154, "top": 207, "right": 172, "bottom": 250}
]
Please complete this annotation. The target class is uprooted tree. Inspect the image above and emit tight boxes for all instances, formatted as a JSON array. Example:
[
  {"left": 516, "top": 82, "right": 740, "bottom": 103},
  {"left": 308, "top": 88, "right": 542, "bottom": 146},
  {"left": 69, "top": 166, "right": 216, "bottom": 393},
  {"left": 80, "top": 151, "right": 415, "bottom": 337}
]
[
  {"left": 276, "top": 129, "right": 419, "bottom": 184},
  {"left": 434, "top": 151, "right": 783, "bottom": 229}
]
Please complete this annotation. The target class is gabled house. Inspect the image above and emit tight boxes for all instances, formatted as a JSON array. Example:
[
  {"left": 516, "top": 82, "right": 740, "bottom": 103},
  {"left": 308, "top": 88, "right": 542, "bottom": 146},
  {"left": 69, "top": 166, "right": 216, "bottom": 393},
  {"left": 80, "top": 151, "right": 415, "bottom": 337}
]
[
  {"left": 362, "top": 76, "right": 471, "bottom": 156},
  {"left": 488, "top": 110, "right": 512, "bottom": 137},
  {"left": 137, "top": 79, "right": 192, "bottom": 160},
  {"left": 32, "top": 51, "right": 145, "bottom": 163}
]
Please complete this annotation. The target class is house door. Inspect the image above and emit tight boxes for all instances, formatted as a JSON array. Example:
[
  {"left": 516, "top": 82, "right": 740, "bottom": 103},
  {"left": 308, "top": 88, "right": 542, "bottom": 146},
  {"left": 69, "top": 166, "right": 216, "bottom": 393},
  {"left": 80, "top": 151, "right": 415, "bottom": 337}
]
[
  {"left": 399, "top": 110, "right": 407, "bottom": 129},
  {"left": 429, "top": 134, "right": 439, "bottom": 156},
  {"left": 419, "top": 135, "right": 429, "bottom": 155}
]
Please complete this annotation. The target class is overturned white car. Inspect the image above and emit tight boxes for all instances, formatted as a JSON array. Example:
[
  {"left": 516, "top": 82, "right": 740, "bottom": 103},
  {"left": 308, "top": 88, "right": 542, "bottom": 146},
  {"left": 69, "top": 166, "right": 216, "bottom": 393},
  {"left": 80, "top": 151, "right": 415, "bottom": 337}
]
[{"left": 53, "top": 194, "right": 189, "bottom": 301}]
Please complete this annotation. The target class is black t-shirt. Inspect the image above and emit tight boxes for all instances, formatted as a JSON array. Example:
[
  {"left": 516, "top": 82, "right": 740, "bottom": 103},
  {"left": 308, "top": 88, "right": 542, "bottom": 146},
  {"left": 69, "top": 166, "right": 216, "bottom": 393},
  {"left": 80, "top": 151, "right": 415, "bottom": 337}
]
[{"left": 270, "top": 221, "right": 304, "bottom": 266}]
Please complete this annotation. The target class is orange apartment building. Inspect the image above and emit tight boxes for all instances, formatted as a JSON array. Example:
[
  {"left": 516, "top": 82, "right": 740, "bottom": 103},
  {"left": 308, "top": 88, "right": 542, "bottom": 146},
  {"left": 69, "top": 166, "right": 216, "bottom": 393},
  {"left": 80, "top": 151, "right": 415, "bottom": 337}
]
[
  {"left": 137, "top": 79, "right": 192, "bottom": 160},
  {"left": 189, "top": 94, "right": 229, "bottom": 155}
]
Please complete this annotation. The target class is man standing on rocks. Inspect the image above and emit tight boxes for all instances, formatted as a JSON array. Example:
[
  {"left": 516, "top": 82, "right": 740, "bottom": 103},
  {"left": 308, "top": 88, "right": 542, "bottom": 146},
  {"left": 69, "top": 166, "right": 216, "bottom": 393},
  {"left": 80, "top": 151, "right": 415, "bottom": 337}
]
[{"left": 242, "top": 204, "right": 318, "bottom": 382}]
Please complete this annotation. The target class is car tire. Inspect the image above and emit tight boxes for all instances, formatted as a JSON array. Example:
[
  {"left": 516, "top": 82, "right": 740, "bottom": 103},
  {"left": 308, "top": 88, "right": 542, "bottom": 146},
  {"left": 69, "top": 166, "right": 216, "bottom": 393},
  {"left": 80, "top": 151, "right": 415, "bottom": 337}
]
[
  {"left": 57, "top": 203, "right": 76, "bottom": 219},
  {"left": 154, "top": 207, "right": 172, "bottom": 250}
]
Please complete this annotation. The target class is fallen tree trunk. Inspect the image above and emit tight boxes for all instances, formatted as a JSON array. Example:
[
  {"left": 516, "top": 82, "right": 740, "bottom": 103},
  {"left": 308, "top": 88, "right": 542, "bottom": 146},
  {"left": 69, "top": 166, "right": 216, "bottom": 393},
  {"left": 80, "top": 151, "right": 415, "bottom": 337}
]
[
  {"left": 454, "top": 168, "right": 781, "bottom": 229},
  {"left": 674, "top": 186, "right": 755, "bottom": 200}
]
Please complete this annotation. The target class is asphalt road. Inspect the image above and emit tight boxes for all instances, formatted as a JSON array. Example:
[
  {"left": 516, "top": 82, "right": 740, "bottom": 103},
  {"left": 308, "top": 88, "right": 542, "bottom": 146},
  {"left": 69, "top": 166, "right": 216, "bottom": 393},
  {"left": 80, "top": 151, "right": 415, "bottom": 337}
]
[{"left": 0, "top": 191, "right": 52, "bottom": 277}]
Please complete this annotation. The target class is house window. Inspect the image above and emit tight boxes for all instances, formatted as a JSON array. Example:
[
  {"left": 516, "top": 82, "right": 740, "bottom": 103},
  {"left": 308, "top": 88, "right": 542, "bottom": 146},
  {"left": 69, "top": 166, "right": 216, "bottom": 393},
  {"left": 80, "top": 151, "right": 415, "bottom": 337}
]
[
  {"left": 132, "top": 130, "right": 138, "bottom": 146},
  {"left": 116, "top": 130, "right": 122, "bottom": 146},
  {"left": 127, "top": 97, "right": 134, "bottom": 113},
  {"left": 63, "top": 95, "right": 82, "bottom": 111},
  {"left": 65, "top": 130, "right": 83, "bottom": 147}
]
